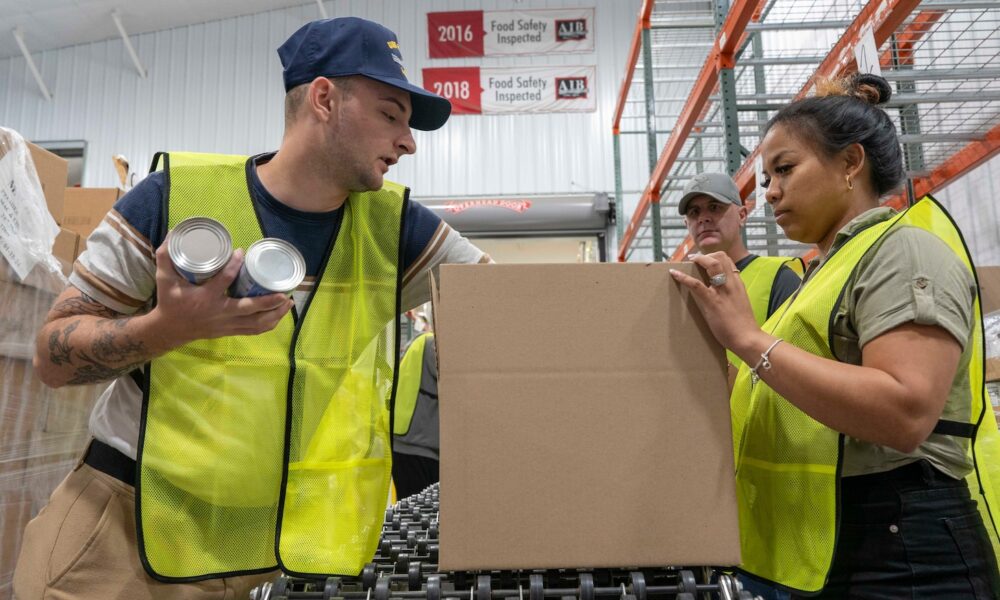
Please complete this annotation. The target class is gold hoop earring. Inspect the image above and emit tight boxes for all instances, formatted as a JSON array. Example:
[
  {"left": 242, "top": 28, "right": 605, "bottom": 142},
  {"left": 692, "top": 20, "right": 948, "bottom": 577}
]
[{"left": 846, "top": 175, "right": 854, "bottom": 190}]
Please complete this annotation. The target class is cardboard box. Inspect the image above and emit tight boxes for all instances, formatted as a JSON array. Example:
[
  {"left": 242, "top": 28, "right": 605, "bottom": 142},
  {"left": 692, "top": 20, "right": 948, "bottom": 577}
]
[
  {"left": 26, "top": 142, "right": 68, "bottom": 225},
  {"left": 987, "top": 358, "right": 1000, "bottom": 383},
  {"left": 979, "top": 267, "right": 1000, "bottom": 316},
  {"left": 433, "top": 263, "right": 740, "bottom": 571},
  {"left": 62, "top": 188, "right": 121, "bottom": 247},
  {"left": 52, "top": 227, "right": 80, "bottom": 277}
]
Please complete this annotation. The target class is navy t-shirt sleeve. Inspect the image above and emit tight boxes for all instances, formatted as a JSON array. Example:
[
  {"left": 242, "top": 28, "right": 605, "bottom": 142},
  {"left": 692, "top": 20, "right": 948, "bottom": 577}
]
[
  {"left": 401, "top": 200, "right": 443, "bottom": 273},
  {"left": 767, "top": 264, "right": 802, "bottom": 317},
  {"left": 112, "top": 171, "right": 167, "bottom": 248}
]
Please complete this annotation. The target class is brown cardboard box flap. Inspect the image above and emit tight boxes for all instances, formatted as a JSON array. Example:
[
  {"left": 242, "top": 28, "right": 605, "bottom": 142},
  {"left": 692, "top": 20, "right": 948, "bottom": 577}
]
[
  {"left": 52, "top": 227, "right": 80, "bottom": 277},
  {"left": 978, "top": 267, "right": 1000, "bottom": 317},
  {"left": 986, "top": 358, "right": 1000, "bottom": 383},
  {"left": 435, "top": 263, "right": 740, "bottom": 571},
  {"left": 62, "top": 187, "right": 121, "bottom": 246}
]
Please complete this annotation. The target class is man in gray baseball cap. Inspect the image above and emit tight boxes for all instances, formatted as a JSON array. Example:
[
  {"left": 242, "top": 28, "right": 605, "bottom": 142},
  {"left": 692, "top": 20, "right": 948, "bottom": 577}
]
[{"left": 679, "top": 173, "right": 802, "bottom": 362}]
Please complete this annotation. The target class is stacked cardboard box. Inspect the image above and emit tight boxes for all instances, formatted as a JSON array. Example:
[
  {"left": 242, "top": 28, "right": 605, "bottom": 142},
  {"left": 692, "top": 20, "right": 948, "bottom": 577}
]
[
  {"left": 0, "top": 136, "right": 104, "bottom": 595},
  {"left": 62, "top": 187, "right": 122, "bottom": 252}
]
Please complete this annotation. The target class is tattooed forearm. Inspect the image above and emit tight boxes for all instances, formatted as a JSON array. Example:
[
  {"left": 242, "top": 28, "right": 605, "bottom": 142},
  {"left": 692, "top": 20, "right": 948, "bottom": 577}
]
[
  {"left": 48, "top": 292, "right": 120, "bottom": 320},
  {"left": 64, "top": 320, "right": 149, "bottom": 384},
  {"left": 47, "top": 320, "right": 80, "bottom": 366},
  {"left": 90, "top": 326, "right": 146, "bottom": 365},
  {"left": 66, "top": 359, "right": 145, "bottom": 385}
]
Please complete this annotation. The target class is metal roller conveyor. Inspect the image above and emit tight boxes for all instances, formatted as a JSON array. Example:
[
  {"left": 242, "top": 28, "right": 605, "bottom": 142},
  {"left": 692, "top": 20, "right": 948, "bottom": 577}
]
[{"left": 253, "top": 484, "right": 760, "bottom": 600}]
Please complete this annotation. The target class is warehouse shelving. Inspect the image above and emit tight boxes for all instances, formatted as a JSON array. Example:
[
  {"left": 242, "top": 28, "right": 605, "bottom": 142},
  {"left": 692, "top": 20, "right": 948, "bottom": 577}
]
[{"left": 612, "top": 0, "right": 1000, "bottom": 262}]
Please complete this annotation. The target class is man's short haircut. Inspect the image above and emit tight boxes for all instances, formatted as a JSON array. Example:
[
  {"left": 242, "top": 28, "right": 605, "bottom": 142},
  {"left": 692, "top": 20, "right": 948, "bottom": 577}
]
[{"left": 283, "top": 76, "right": 355, "bottom": 130}]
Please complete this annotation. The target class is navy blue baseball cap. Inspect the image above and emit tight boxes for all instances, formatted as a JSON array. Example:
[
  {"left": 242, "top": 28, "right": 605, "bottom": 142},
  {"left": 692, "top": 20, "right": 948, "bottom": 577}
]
[{"left": 278, "top": 17, "right": 451, "bottom": 131}]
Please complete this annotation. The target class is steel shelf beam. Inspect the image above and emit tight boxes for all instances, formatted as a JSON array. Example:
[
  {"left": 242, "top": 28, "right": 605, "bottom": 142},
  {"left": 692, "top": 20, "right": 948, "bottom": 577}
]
[
  {"left": 745, "top": 19, "right": 853, "bottom": 31},
  {"left": 736, "top": 56, "right": 827, "bottom": 66},
  {"left": 612, "top": 0, "right": 656, "bottom": 135},
  {"left": 618, "top": 0, "right": 766, "bottom": 261},
  {"left": 887, "top": 121, "right": 1000, "bottom": 209},
  {"left": 660, "top": 0, "right": 923, "bottom": 260}
]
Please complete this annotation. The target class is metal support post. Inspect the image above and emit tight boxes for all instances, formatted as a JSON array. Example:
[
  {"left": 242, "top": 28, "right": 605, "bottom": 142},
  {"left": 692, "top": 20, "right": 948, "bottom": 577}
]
[
  {"left": 751, "top": 31, "right": 777, "bottom": 255},
  {"left": 714, "top": 0, "right": 748, "bottom": 247},
  {"left": 614, "top": 133, "right": 625, "bottom": 250},
  {"left": 891, "top": 35, "right": 923, "bottom": 207},
  {"left": 642, "top": 27, "right": 663, "bottom": 261},
  {"left": 719, "top": 71, "right": 742, "bottom": 175}
]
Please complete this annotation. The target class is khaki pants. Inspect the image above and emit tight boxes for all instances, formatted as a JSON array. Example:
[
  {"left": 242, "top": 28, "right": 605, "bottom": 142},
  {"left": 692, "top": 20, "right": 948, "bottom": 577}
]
[{"left": 13, "top": 461, "right": 278, "bottom": 600}]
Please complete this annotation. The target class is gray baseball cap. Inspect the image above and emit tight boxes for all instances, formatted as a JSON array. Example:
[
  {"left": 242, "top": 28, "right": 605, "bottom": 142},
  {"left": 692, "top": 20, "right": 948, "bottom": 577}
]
[{"left": 677, "top": 172, "right": 742, "bottom": 214}]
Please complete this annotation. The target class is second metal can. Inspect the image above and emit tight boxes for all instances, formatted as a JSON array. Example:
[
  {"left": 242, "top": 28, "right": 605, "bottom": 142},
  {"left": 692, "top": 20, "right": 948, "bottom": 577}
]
[
  {"left": 168, "top": 217, "right": 233, "bottom": 284},
  {"left": 229, "top": 238, "right": 306, "bottom": 298}
]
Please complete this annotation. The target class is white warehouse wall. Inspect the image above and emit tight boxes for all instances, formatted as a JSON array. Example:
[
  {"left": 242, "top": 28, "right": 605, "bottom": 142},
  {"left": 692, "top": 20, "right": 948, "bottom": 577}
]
[
  {"left": 1, "top": 0, "right": 646, "bottom": 201},
  {"left": 935, "top": 154, "right": 1000, "bottom": 267},
  {"left": 2, "top": 0, "right": 996, "bottom": 264}
]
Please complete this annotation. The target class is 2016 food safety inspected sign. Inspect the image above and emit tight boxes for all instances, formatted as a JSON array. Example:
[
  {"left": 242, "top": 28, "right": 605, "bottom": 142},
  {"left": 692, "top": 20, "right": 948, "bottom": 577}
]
[{"left": 427, "top": 8, "right": 594, "bottom": 58}]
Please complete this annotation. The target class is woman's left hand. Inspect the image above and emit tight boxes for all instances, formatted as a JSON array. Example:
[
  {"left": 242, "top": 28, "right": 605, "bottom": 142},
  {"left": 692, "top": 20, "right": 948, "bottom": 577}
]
[{"left": 669, "top": 252, "right": 763, "bottom": 355}]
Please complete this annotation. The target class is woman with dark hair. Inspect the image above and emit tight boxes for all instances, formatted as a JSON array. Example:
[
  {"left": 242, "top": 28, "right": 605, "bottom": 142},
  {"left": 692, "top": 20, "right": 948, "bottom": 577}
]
[{"left": 671, "top": 73, "right": 1000, "bottom": 598}]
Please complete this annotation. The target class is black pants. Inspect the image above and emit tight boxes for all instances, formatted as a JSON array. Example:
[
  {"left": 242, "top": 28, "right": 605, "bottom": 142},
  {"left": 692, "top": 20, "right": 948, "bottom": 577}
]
[
  {"left": 796, "top": 460, "right": 1000, "bottom": 599},
  {"left": 392, "top": 452, "right": 439, "bottom": 499}
]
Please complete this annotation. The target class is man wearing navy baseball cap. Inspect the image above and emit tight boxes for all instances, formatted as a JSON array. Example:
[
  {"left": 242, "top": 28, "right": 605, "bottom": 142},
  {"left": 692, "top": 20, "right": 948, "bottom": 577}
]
[
  {"left": 15, "top": 16, "right": 488, "bottom": 600},
  {"left": 278, "top": 16, "right": 451, "bottom": 130}
]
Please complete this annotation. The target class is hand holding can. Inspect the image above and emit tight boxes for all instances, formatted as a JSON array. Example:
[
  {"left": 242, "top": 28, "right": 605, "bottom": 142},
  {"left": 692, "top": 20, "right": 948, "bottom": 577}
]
[
  {"left": 168, "top": 217, "right": 233, "bottom": 284},
  {"left": 228, "top": 238, "right": 306, "bottom": 298}
]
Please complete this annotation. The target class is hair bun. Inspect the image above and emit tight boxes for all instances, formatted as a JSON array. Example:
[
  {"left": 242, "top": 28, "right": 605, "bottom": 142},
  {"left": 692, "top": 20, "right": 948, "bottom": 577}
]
[{"left": 849, "top": 73, "right": 891, "bottom": 105}]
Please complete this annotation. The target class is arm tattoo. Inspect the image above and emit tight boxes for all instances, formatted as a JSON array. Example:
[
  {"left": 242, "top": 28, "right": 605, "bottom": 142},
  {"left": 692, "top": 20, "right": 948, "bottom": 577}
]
[
  {"left": 66, "top": 320, "right": 149, "bottom": 385},
  {"left": 49, "top": 291, "right": 120, "bottom": 320},
  {"left": 47, "top": 320, "right": 80, "bottom": 366},
  {"left": 46, "top": 291, "right": 151, "bottom": 385}
]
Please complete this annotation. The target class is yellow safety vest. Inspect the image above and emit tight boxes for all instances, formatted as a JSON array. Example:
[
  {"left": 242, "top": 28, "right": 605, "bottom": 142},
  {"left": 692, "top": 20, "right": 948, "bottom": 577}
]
[
  {"left": 137, "top": 152, "right": 405, "bottom": 580},
  {"left": 728, "top": 256, "right": 803, "bottom": 462},
  {"left": 728, "top": 255, "right": 804, "bottom": 369},
  {"left": 393, "top": 333, "right": 433, "bottom": 436},
  {"left": 730, "top": 196, "right": 1000, "bottom": 594}
]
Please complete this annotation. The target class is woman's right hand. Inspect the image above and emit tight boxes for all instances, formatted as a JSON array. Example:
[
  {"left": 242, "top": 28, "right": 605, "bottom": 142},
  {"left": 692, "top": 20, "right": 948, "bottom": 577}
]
[{"left": 669, "top": 252, "right": 769, "bottom": 360}]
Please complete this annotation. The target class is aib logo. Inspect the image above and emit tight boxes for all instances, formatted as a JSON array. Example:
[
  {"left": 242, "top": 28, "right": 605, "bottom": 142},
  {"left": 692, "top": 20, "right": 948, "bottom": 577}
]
[
  {"left": 556, "top": 19, "right": 587, "bottom": 41},
  {"left": 556, "top": 77, "right": 588, "bottom": 99}
]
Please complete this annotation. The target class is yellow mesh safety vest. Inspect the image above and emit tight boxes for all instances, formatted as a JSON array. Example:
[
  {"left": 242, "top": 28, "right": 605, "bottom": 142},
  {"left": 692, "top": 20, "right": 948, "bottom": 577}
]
[
  {"left": 137, "top": 152, "right": 404, "bottom": 581},
  {"left": 728, "top": 256, "right": 804, "bottom": 370},
  {"left": 729, "top": 196, "right": 1000, "bottom": 594},
  {"left": 393, "top": 333, "right": 433, "bottom": 436},
  {"left": 728, "top": 256, "right": 804, "bottom": 466}
]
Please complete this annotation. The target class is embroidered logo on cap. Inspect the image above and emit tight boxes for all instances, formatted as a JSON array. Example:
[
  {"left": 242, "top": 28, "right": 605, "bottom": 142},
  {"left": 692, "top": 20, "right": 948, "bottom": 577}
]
[{"left": 387, "top": 40, "right": 406, "bottom": 76}]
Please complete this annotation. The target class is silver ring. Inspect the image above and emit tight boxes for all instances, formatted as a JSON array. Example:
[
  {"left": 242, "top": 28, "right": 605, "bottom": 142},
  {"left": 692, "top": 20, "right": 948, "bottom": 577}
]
[{"left": 709, "top": 273, "right": 727, "bottom": 287}]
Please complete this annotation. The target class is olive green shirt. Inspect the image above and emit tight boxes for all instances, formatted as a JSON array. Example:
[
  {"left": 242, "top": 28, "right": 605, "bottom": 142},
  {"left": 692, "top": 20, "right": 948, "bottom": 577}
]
[{"left": 806, "top": 207, "right": 977, "bottom": 479}]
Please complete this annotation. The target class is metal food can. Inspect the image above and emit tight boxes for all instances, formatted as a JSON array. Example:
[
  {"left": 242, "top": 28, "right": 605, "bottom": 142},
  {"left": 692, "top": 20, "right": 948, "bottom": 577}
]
[
  {"left": 229, "top": 238, "right": 306, "bottom": 298},
  {"left": 168, "top": 217, "right": 233, "bottom": 284}
]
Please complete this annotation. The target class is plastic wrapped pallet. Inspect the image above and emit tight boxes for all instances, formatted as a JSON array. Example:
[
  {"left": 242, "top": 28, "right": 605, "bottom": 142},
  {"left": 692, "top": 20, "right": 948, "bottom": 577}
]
[
  {"left": 986, "top": 309, "right": 1000, "bottom": 422},
  {"left": 0, "top": 128, "right": 104, "bottom": 596}
]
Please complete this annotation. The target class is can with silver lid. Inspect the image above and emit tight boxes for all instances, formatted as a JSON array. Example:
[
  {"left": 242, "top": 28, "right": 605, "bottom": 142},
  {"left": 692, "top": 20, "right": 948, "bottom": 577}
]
[
  {"left": 168, "top": 217, "right": 233, "bottom": 284},
  {"left": 229, "top": 238, "right": 306, "bottom": 298}
]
